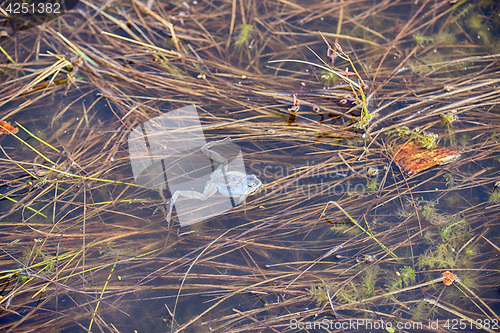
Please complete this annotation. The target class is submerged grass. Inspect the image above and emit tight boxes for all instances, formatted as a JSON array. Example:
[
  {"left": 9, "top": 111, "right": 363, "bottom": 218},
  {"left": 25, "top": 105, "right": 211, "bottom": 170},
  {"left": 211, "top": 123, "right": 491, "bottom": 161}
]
[{"left": 0, "top": 0, "right": 499, "bottom": 332}]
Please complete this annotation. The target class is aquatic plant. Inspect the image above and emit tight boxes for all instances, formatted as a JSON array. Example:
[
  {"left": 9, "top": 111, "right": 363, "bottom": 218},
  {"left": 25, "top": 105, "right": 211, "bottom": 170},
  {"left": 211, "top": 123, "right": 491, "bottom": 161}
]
[
  {"left": 413, "top": 33, "right": 436, "bottom": 45},
  {"left": 19, "top": 246, "right": 56, "bottom": 273},
  {"left": 490, "top": 132, "right": 500, "bottom": 143},
  {"left": 440, "top": 110, "right": 458, "bottom": 145},
  {"left": 319, "top": 70, "right": 339, "bottom": 86},
  {"left": 462, "top": 245, "right": 478, "bottom": 259},
  {"left": 335, "top": 282, "right": 359, "bottom": 304},
  {"left": 399, "top": 266, "right": 416, "bottom": 286},
  {"left": 309, "top": 284, "right": 330, "bottom": 307},
  {"left": 366, "top": 178, "right": 378, "bottom": 191},
  {"left": 385, "top": 266, "right": 416, "bottom": 295},
  {"left": 456, "top": 272, "right": 478, "bottom": 290},
  {"left": 407, "top": 51, "right": 446, "bottom": 75},
  {"left": 419, "top": 202, "right": 470, "bottom": 243},
  {"left": 418, "top": 243, "right": 457, "bottom": 269},
  {"left": 234, "top": 24, "right": 254, "bottom": 48},
  {"left": 385, "top": 275, "right": 402, "bottom": 294},
  {"left": 443, "top": 192, "right": 462, "bottom": 208},
  {"left": 386, "top": 126, "right": 438, "bottom": 150},
  {"left": 362, "top": 265, "right": 380, "bottom": 297},
  {"left": 396, "top": 203, "right": 414, "bottom": 220},
  {"left": 439, "top": 218, "right": 469, "bottom": 240},
  {"left": 329, "top": 221, "right": 349, "bottom": 233},
  {"left": 488, "top": 189, "right": 500, "bottom": 204},
  {"left": 420, "top": 200, "right": 448, "bottom": 226},
  {"left": 411, "top": 300, "right": 439, "bottom": 321},
  {"left": 443, "top": 173, "right": 455, "bottom": 188},
  {"left": 440, "top": 110, "right": 459, "bottom": 128},
  {"left": 413, "top": 31, "right": 457, "bottom": 46}
]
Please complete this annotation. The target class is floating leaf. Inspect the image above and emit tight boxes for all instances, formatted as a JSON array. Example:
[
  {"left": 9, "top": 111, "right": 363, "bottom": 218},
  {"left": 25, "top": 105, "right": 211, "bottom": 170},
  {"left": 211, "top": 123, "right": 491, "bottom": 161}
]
[
  {"left": 442, "top": 271, "right": 457, "bottom": 286},
  {"left": 393, "top": 141, "right": 460, "bottom": 176},
  {"left": 0, "top": 120, "right": 19, "bottom": 135}
]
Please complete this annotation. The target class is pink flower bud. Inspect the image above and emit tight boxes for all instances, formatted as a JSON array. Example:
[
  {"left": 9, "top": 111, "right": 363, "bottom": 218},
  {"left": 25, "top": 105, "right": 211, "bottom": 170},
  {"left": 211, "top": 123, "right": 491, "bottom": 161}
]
[{"left": 334, "top": 43, "right": 343, "bottom": 53}]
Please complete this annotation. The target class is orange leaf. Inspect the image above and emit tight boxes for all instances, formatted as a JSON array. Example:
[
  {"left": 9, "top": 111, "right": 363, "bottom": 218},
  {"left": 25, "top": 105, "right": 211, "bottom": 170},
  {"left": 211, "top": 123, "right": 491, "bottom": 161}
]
[
  {"left": 442, "top": 271, "right": 457, "bottom": 286},
  {"left": 393, "top": 141, "right": 460, "bottom": 176},
  {"left": 0, "top": 121, "right": 19, "bottom": 135}
]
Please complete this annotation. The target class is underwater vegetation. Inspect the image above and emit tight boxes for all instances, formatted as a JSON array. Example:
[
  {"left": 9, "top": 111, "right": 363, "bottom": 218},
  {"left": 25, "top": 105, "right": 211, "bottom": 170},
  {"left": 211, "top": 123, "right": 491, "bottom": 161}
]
[
  {"left": 418, "top": 199, "right": 472, "bottom": 244},
  {"left": 489, "top": 188, "right": 500, "bottom": 204},
  {"left": 440, "top": 110, "right": 459, "bottom": 129},
  {"left": 335, "top": 281, "right": 360, "bottom": 305},
  {"left": 412, "top": 31, "right": 458, "bottom": 46},
  {"left": 461, "top": 1, "right": 500, "bottom": 53},
  {"left": 19, "top": 244, "right": 56, "bottom": 273},
  {"left": 411, "top": 300, "right": 439, "bottom": 321},
  {"left": 440, "top": 110, "right": 459, "bottom": 145},
  {"left": 385, "top": 266, "right": 416, "bottom": 294},
  {"left": 387, "top": 126, "right": 438, "bottom": 150},
  {"left": 407, "top": 51, "right": 446, "bottom": 75},
  {"left": 418, "top": 243, "right": 457, "bottom": 269},
  {"left": 391, "top": 197, "right": 477, "bottom": 290},
  {"left": 319, "top": 70, "right": 340, "bottom": 86},
  {"left": 399, "top": 266, "right": 417, "bottom": 287},
  {"left": 362, "top": 265, "right": 379, "bottom": 297},
  {"left": 443, "top": 173, "right": 456, "bottom": 189},
  {"left": 439, "top": 217, "right": 469, "bottom": 240},
  {"left": 309, "top": 283, "right": 330, "bottom": 307},
  {"left": 366, "top": 178, "right": 378, "bottom": 191},
  {"left": 309, "top": 265, "right": 383, "bottom": 306},
  {"left": 421, "top": 200, "right": 448, "bottom": 226},
  {"left": 234, "top": 24, "right": 254, "bottom": 48}
]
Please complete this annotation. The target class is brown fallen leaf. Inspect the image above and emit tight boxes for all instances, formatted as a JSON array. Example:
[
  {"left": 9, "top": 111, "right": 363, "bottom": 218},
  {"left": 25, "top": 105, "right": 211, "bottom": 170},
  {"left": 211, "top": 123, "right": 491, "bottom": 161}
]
[
  {"left": 442, "top": 270, "right": 457, "bottom": 286},
  {"left": 0, "top": 121, "right": 19, "bottom": 135},
  {"left": 393, "top": 141, "right": 460, "bottom": 176}
]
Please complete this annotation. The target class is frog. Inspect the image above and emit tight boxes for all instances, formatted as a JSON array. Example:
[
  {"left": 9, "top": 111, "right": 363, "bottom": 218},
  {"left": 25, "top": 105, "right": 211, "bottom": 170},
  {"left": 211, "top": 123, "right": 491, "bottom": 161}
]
[{"left": 164, "top": 137, "right": 262, "bottom": 223}]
